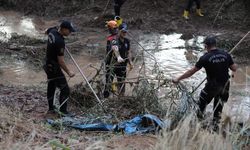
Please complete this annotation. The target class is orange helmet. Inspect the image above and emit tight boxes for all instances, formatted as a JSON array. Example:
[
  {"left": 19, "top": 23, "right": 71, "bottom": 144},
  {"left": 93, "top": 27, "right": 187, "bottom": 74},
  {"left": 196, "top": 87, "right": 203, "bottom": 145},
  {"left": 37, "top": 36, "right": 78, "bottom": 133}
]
[{"left": 106, "top": 20, "right": 118, "bottom": 29}]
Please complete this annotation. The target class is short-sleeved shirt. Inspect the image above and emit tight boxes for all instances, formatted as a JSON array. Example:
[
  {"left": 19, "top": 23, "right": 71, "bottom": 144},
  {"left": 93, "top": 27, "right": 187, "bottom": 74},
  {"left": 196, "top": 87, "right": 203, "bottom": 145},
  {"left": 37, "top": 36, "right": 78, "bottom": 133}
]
[
  {"left": 45, "top": 28, "right": 65, "bottom": 66},
  {"left": 195, "top": 49, "right": 234, "bottom": 85}
]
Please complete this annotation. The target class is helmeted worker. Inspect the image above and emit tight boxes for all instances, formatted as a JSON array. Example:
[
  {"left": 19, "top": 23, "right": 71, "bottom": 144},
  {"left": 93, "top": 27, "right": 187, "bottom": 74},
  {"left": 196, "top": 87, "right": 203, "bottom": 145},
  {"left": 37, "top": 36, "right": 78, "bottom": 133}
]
[
  {"left": 104, "top": 22, "right": 133, "bottom": 98},
  {"left": 183, "top": 0, "right": 204, "bottom": 20},
  {"left": 43, "top": 21, "right": 76, "bottom": 115},
  {"left": 173, "top": 36, "right": 237, "bottom": 128}
]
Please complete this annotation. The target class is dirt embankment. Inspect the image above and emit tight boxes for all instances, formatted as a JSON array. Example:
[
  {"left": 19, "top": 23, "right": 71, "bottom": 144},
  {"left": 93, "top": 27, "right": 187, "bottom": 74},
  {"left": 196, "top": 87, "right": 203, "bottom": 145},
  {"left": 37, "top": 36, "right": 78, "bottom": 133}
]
[
  {"left": 2, "top": 0, "right": 250, "bottom": 31},
  {"left": 1, "top": 0, "right": 250, "bottom": 63}
]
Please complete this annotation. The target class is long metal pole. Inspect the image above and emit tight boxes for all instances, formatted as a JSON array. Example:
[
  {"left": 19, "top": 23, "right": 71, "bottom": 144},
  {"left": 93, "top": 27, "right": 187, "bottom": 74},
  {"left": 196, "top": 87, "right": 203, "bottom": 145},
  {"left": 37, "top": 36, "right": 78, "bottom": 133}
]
[
  {"left": 191, "top": 31, "right": 250, "bottom": 94},
  {"left": 65, "top": 47, "right": 104, "bottom": 108}
]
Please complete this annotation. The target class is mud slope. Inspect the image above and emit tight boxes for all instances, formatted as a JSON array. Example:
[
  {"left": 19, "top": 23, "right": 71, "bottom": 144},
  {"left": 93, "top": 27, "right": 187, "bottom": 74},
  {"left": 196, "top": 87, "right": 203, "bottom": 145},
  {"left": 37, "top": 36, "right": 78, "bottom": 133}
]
[
  {"left": 1, "top": 0, "right": 250, "bottom": 62},
  {"left": 1, "top": 0, "right": 249, "bottom": 31}
]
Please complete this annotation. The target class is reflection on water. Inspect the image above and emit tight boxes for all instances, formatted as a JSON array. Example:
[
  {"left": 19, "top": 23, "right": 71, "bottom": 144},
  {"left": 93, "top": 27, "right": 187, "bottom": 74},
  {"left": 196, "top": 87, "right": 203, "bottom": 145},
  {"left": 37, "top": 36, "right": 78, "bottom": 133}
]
[
  {"left": 158, "top": 33, "right": 185, "bottom": 49},
  {"left": 0, "top": 54, "right": 45, "bottom": 85},
  {"left": 138, "top": 32, "right": 206, "bottom": 85},
  {"left": 0, "top": 11, "right": 43, "bottom": 41},
  {"left": 224, "top": 66, "right": 250, "bottom": 121},
  {"left": 146, "top": 48, "right": 189, "bottom": 74},
  {"left": 186, "top": 36, "right": 204, "bottom": 49}
]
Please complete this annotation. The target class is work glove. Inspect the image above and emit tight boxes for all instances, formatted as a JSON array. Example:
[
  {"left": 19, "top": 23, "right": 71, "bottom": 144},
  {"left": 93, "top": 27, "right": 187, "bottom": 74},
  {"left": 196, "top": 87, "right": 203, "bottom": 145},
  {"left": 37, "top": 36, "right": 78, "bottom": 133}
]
[{"left": 117, "top": 56, "right": 125, "bottom": 63}]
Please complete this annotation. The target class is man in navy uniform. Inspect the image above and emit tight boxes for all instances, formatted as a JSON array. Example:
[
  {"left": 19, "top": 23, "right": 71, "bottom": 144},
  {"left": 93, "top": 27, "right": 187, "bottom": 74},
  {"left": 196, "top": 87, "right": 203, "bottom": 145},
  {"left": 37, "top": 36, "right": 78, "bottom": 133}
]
[
  {"left": 44, "top": 21, "right": 76, "bottom": 115},
  {"left": 173, "top": 36, "right": 237, "bottom": 127}
]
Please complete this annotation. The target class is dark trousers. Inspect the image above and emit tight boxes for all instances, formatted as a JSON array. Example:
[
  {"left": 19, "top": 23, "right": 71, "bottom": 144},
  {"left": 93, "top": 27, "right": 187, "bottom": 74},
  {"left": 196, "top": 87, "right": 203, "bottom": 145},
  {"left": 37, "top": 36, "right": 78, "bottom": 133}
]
[
  {"left": 104, "top": 64, "right": 127, "bottom": 97},
  {"left": 44, "top": 64, "right": 70, "bottom": 112},
  {"left": 198, "top": 81, "right": 230, "bottom": 123},
  {"left": 185, "top": 0, "right": 201, "bottom": 11},
  {"left": 114, "top": 0, "right": 126, "bottom": 16}
]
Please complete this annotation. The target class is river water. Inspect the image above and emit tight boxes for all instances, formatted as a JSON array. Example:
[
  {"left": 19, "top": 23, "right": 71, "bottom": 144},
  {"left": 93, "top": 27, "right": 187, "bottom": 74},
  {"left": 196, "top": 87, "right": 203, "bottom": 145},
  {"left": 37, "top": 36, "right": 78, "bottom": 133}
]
[{"left": 0, "top": 11, "right": 249, "bottom": 122}]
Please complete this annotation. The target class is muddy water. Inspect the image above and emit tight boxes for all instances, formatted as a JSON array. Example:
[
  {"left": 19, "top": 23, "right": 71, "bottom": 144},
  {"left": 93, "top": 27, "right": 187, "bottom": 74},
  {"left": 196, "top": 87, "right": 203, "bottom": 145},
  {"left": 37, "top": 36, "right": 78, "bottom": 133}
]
[
  {"left": 0, "top": 53, "right": 100, "bottom": 86},
  {"left": 0, "top": 12, "right": 249, "bottom": 121},
  {"left": 0, "top": 11, "right": 40, "bottom": 41},
  {"left": 138, "top": 33, "right": 250, "bottom": 122},
  {"left": 0, "top": 54, "right": 45, "bottom": 85},
  {"left": 224, "top": 67, "right": 250, "bottom": 121},
  {"left": 138, "top": 33, "right": 205, "bottom": 80}
]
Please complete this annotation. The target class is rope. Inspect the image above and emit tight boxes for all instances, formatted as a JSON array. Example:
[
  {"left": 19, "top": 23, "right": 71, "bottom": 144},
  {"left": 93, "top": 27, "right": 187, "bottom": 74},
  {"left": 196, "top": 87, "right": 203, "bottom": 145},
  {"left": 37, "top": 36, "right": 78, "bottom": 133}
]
[{"left": 65, "top": 47, "right": 107, "bottom": 113}]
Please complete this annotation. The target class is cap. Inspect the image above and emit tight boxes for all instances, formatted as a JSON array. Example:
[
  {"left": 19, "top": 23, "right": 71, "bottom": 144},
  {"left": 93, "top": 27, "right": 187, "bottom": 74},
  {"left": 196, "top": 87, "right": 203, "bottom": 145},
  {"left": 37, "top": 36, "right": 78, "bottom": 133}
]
[
  {"left": 60, "top": 21, "right": 76, "bottom": 32},
  {"left": 203, "top": 36, "right": 216, "bottom": 46},
  {"left": 119, "top": 23, "right": 128, "bottom": 32}
]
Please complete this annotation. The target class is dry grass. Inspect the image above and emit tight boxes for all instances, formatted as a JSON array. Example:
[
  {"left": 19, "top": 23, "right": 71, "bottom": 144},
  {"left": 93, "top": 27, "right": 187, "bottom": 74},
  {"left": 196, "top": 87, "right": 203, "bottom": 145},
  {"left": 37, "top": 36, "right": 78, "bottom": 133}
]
[
  {"left": 0, "top": 106, "right": 40, "bottom": 149},
  {"left": 155, "top": 114, "right": 250, "bottom": 150},
  {"left": 0, "top": 81, "right": 249, "bottom": 150},
  {"left": 1, "top": 88, "right": 249, "bottom": 150}
]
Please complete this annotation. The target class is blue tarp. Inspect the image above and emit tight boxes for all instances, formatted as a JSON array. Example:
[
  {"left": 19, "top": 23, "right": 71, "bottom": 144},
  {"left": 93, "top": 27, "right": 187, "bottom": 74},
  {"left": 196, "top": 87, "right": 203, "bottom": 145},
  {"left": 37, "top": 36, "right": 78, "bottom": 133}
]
[{"left": 47, "top": 114, "right": 165, "bottom": 134}]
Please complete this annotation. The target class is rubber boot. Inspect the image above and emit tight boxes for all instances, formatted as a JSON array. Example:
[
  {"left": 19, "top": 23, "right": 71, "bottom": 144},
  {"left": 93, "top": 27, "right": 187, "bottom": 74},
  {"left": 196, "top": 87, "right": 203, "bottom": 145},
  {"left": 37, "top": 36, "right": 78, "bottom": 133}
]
[
  {"left": 111, "top": 82, "right": 117, "bottom": 92},
  {"left": 196, "top": 9, "right": 204, "bottom": 17},
  {"left": 183, "top": 10, "right": 189, "bottom": 20}
]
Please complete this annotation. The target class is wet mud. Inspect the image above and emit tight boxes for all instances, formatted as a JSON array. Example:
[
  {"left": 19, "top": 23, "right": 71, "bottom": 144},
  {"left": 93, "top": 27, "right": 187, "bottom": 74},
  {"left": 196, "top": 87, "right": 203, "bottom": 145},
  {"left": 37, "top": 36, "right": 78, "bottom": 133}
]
[{"left": 0, "top": 0, "right": 250, "bottom": 149}]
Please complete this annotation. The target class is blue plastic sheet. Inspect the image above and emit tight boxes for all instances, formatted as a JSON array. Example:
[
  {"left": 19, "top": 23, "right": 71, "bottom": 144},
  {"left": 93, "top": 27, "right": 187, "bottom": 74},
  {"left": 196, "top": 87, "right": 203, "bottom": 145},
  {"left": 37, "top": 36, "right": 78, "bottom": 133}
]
[{"left": 47, "top": 114, "right": 165, "bottom": 134}]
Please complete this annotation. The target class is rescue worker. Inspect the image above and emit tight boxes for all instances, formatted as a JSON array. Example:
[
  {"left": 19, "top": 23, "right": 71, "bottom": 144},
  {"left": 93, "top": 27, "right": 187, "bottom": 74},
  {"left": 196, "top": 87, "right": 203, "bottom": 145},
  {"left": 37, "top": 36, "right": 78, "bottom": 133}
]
[
  {"left": 183, "top": 0, "right": 204, "bottom": 20},
  {"left": 43, "top": 21, "right": 76, "bottom": 115},
  {"left": 104, "top": 22, "right": 133, "bottom": 98},
  {"left": 114, "top": 0, "right": 126, "bottom": 16},
  {"left": 173, "top": 36, "right": 237, "bottom": 127}
]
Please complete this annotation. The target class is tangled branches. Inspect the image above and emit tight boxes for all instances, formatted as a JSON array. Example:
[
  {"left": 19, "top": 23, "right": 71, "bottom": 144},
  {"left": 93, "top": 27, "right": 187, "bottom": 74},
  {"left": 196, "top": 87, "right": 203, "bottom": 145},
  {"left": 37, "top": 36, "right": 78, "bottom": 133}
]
[{"left": 69, "top": 54, "right": 198, "bottom": 126}]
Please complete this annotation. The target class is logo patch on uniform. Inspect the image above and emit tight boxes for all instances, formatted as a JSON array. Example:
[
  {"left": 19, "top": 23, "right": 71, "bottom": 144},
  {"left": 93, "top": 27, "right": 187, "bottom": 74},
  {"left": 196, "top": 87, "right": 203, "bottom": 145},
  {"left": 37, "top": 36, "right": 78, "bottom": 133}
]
[
  {"left": 209, "top": 54, "right": 227, "bottom": 63},
  {"left": 48, "top": 33, "right": 55, "bottom": 44},
  {"left": 111, "top": 39, "right": 118, "bottom": 45}
]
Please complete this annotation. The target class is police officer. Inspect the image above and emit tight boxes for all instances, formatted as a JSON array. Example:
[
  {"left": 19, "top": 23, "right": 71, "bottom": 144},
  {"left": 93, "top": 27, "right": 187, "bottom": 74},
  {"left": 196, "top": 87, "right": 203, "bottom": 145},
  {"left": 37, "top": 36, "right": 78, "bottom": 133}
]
[
  {"left": 44, "top": 21, "right": 76, "bottom": 115},
  {"left": 173, "top": 36, "right": 237, "bottom": 126},
  {"left": 104, "top": 22, "right": 133, "bottom": 98}
]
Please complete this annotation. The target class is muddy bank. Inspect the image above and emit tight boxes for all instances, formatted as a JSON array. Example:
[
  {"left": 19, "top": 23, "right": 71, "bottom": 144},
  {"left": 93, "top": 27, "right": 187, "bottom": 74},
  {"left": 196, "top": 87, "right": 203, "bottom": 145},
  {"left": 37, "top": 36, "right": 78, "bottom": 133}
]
[
  {"left": 0, "top": 84, "right": 158, "bottom": 149},
  {"left": 1, "top": 0, "right": 250, "bottom": 32},
  {"left": 0, "top": 84, "right": 47, "bottom": 114},
  {"left": 0, "top": 28, "right": 105, "bottom": 70}
]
